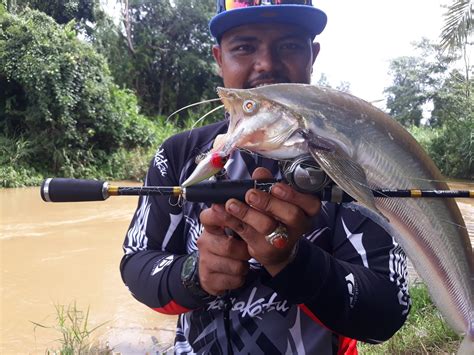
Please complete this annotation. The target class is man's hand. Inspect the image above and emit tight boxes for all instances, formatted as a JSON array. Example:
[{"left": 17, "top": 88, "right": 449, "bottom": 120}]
[
  {"left": 198, "top": 208, "right": 251, "bottom": 296},
  {"left": 198, "top": 167, "right": 321, "bottom": 292},
  {"left": 222, "top": 167, "right": 321, "bottom": 275}
]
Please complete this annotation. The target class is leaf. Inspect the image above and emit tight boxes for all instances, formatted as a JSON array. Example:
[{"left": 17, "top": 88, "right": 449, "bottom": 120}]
[{"left": 440, "top": 0, "right": 473, "bottom": 50}]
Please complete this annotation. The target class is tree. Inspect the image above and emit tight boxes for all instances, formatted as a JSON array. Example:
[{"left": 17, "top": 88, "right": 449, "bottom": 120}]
[
  {"left": 440, "top": 0, "right": 473, "bottom": 50},
  {"left": 316, "top": 73, "right": 351, "bottom": 93},
  {"left": 429, "top": 69, "right": 473, "bottom": 177},
  {"left": 0, "top": 9, "right": 156, "bottom": 176},
  {"left": 384, "top": 39, "right": 473, "bottom": 178},
  {"left": 6, "top": 0, "right": 102, "bottom": 24},
  {"left": 440, "top": 0, "right": 473, "bottom": 98},
  {"left": 97, "top": 0, "right": 221, "bottom": 119},
  {"left": 384, "top": 39, "right": 452, "bottom": 127}
]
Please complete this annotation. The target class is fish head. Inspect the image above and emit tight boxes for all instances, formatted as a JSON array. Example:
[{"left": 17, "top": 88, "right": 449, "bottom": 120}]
[{"left": 216, "top": 86, "right": 308, "bottom": 159}]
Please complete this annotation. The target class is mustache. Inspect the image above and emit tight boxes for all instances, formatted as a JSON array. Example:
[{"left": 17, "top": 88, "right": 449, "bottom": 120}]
[{"left": 244, "top": 73, "right": 290, "bottom": 89}]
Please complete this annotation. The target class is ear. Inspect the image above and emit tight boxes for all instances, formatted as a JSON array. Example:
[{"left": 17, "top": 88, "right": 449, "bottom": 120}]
[
  {"left": 311, "top": 42, "right": 321, "bottom": 65},
  {"left": 212, "top": 44, "right": 223, "bottom": 77}
]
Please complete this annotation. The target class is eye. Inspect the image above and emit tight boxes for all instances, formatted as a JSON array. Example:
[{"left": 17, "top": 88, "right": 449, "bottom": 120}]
[{"left": 242, "top": 99, "right": 258, "bottom": 114}]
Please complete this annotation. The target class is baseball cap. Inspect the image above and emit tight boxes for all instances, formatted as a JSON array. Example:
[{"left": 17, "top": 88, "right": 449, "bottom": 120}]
[{"left": 209, "top": 0, "right": 327, "bottom": 41}]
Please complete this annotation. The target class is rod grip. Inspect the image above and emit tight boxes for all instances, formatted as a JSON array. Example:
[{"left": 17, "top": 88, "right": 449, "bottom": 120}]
[
  {"left": 40, "top": 178, "right": 107, "bottom": 202},
  {"left": 185, "top": 180, "right": 260, "bottom": 204}
]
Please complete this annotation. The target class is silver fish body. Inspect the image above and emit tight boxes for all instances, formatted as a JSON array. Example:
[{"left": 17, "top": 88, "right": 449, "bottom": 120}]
[{"left": 212, "top": 83, "right": 473, "bottom": 352}]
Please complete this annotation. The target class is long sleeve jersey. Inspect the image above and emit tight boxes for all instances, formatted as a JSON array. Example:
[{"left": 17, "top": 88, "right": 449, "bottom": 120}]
[{"left": 120, "top": 119, "right": 411, "bottom": 354}]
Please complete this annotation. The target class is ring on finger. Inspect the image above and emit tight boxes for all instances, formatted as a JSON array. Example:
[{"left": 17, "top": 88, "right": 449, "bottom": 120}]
[{"left": 265, "top": 223, "right": 289, "bottom": 249}]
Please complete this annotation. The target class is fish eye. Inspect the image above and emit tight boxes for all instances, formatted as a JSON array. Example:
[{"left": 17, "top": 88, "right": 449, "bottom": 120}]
[{"left": 242, "top": 99, "right": 258, "bottom": 115}]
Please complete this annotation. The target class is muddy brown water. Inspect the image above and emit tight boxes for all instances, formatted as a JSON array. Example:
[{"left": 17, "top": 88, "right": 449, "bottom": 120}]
[
  {"left": 1, "top": 183, "right": 177, "bottom": 354},
  {"left": 1, "top": 181, "right": 473, "bottom": 354}
]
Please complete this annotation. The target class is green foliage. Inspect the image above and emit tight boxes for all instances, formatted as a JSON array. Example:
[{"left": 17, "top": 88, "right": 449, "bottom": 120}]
[
  {"left": 431, "top": 69, "right": 473, "bottom": 126},
  {"left": 31, "top": 301, "right": 111, "bottom": 354},
  {"left": 440, "top": 0, "right": 473, "bottom": 51},
  {"left": 428, "top": 70, "right": 473, "bottom": 178},
  {"left": 408, "top": 122, "right": 473, "bottom": 180},
  {"left": 384, "top": 39, "right": 451, "bottom": 127},
  {"left": 97, "top": 0, "right": 221, "bottom": 120},
  {"left": 0, "top": 134, "right": 43, "bottom": 186},
  {"left": 316, "top": 73, "right": 352, "bottom": 93},
  {"left": 8, "top": 0, "right": 102, "bottom": 26},
  {"left": 359, "top": 283, "right": 461, "bottom": 354},
  {"left": 0, "top": 9, "right": 157, "bottom": 182},
  {"left": 384, "top": 39, "right": 473, "bottom": 179},
  {"left": 406, "top": 125, "right": 440, "bottom": 153},
  {"left": 429, "top": 120, "right": 473, "bottom": 179},
  {"left": 0, "top": 165, "right": 43, "bottom": 187}
]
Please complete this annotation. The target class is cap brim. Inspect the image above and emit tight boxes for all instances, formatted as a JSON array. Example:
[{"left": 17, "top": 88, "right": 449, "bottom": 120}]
[{"left": 209, "top": 5, "right": 327, "bottom": 40}]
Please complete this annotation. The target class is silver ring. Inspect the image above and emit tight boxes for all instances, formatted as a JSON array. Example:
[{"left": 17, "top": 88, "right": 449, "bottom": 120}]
[{"left": 265, "top": 223, "right": 289, "bottom": 249}]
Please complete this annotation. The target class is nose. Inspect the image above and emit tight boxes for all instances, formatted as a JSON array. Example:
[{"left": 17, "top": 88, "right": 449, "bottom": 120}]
[{"left": 254, "top": 47, "right": 282, "bottom": 73}]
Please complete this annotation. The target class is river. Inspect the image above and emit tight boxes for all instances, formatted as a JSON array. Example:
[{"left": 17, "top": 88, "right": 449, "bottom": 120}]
[
  {"left": 0, "top": 183, "right": 177, "bottom": 354},
  {"left": 1, "top": 181, "right": 473, "bottom": 354}
]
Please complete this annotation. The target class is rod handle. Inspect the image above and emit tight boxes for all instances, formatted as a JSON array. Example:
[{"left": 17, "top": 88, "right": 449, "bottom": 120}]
[
  {"left": 184, "top": 179, "right": 276, "bottom": 204},
  {"left": 40, "top": 178, "right": 108, "bottom": 202}
]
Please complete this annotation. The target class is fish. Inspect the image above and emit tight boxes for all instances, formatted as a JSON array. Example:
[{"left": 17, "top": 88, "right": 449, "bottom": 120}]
[{"left": 187, "top": 83, "right": 474, "bottom": 353}]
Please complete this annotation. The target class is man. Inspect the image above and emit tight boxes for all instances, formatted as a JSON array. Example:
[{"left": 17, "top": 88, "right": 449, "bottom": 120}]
[{"left": 121, "top": 1, "right": 410, "bottom": 354}]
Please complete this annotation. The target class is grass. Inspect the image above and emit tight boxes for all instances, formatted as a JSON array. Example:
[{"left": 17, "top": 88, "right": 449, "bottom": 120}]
[
  {"left": 31, "top": 301, "right": 111, "bottom": 354},
  {"left": 359, "top": 283, "right": 462, "bottom": 354},
  {"left": 33, "top": 283, "right": 463, "bottom": 354}
]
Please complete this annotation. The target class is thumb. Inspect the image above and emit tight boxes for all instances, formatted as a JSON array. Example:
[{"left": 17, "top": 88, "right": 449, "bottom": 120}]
[{"left": 252, "top": 167, "right": 273, "bottom": 180}]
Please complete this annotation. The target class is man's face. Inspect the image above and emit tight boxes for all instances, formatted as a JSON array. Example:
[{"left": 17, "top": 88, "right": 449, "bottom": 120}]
[{"left": 212, "top": 23, "right": 320, "bottom": 89}]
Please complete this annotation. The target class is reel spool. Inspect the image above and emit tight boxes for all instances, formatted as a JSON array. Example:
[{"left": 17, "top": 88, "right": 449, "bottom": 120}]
[{"left": 279, "top": 154, "right": 332, "bottom": 194}]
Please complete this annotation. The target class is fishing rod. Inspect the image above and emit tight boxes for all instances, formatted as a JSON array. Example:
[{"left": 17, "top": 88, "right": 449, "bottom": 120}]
[{"left": 40, "top": 177, "right": 474, "bottom": 204}]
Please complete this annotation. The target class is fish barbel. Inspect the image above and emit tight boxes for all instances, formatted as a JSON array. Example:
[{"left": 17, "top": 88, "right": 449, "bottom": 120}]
[{"left": 189, "top": 83, "right": 474, "bottom": 353}]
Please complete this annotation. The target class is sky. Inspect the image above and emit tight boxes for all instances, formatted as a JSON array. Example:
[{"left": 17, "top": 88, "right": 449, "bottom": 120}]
[{"left": 313, "top": 0, "right": 449, "bottom": 107}]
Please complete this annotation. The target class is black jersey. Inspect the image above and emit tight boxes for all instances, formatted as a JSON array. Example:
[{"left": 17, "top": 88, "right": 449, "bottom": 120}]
[{"left": 120, "top": 120, "right": 410, "bottom": 354}]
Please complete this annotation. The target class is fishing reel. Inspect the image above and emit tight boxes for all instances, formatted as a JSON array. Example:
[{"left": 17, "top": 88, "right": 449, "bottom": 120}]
[{"left": 279, "top": 154, "right": 333, "bottom": 194}]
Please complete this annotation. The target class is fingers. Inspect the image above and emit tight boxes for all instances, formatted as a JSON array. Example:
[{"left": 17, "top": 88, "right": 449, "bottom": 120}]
[
  {"left": 224, "top": 200, "right": 277, "bottom": 237},
  {"left": 252, "top": 167, "right": 321, "bottom": 217},
  {"left": 197, "top": 166, "right": 322, "bottom": 289},
  {"left": 197, "top": 231, "right": 250, "bottom": 295},
  {"left": 198, "top": 207, "right": 250, "bottom": 295},
  {"left": 244, "top": 188, "right": 309, "bottom": 228},
  {"left": 198, "top": 246, "right": 249, "bottom": 295},
  {"left": 200, "top": 206, "right": 251, "bottom": 261},
  {"left": 220, "top": 167, "right": 321, "bottom": 272}
]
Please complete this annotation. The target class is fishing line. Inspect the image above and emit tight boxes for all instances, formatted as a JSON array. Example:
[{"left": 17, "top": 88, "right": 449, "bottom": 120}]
[
  {"left": 166, "top": 97, "right": 222, "bottom": 121},
  {"left": 189, "top": 104, "right": 224, "bottom": 131},
  {"left": 391, "top": 175, "right": 474, "bottom": 187},
  {"left": 437, "top": 218, "right": 470, "bottom": 232}
]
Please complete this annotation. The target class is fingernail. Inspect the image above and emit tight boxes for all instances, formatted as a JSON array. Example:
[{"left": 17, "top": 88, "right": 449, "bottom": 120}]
[
  {"left": 272, "top": 185, "right": 287, "bottom": 199},
  {"left": 227, "top": 202, "right": 240, "bottom": 214},
  {"left": 247, "top": 191, "right": 259, "bottom": 205},
  {"left": 212, "top": 204, "right": 225, "bottom": 213}
]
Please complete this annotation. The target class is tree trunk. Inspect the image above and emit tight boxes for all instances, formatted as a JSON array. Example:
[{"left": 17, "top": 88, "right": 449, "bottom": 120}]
[{"left": 121, "top": 0, "right": 136, "bottom": 55}]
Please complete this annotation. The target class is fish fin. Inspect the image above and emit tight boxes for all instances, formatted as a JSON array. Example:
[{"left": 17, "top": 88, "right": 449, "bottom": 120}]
[{"left": 309, "top": 148, "right": 386, "bottom": 220}]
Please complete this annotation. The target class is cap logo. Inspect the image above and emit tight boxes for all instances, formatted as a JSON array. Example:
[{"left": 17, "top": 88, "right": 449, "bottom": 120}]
[{"left": 223, "top": 0, "right": 312, "bottom": 11}]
